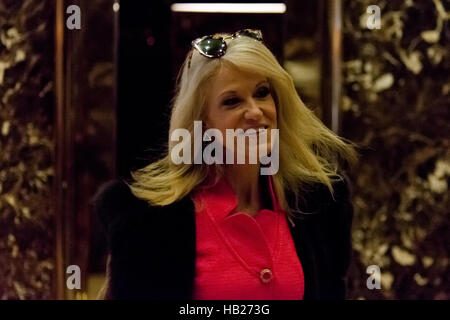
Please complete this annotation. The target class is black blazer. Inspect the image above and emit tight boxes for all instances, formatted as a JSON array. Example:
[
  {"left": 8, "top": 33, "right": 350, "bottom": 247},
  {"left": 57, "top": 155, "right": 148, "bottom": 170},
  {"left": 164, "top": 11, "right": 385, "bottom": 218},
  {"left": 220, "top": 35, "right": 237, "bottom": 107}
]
[{"left": 93, "top": 174, "right": 354, "bottom": 300}]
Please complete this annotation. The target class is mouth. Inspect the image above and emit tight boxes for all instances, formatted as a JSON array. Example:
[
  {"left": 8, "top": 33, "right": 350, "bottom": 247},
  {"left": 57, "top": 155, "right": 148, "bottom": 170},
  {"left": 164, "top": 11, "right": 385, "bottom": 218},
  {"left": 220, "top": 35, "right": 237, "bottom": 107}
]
[{"left": 241, "top": 125, "right": 269, "bottom": 136}]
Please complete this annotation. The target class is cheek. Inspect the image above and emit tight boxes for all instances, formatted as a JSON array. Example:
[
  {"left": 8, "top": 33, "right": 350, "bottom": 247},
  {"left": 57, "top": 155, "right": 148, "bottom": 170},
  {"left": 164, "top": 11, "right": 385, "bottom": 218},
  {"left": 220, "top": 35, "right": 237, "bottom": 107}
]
[
  {"left": 267, "top": 99, "right": 278, "bottom": 123},
  {"left": 204, "top": 106, "right": 221, "bottom": 128},
  {"left": 219, "top": 114, "right": 240, "bottom": 133},
  {"left": 206, "top": 109, "right": 235, "bottom": 132}
]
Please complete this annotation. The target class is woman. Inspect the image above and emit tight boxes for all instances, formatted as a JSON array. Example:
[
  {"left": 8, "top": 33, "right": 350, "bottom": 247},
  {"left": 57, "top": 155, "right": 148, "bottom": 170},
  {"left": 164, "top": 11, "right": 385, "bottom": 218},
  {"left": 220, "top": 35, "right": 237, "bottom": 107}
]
[{"left": 94, "top": 29, "right": 358, "bottom": 300}]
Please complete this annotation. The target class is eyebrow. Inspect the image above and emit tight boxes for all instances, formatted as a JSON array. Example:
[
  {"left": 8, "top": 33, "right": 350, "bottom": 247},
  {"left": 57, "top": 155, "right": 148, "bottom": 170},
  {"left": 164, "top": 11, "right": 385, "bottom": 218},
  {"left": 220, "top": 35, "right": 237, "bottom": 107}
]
[{"left": 218, "top": 80, "right": 269, "bottom": 98}]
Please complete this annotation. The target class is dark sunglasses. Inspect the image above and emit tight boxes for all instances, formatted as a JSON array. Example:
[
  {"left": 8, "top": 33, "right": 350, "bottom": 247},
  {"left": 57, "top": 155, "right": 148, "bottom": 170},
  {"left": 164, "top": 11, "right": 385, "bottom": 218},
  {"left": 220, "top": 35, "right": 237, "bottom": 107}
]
[{"left": 188, "top": 29, "right": 263, "bottom": 68}]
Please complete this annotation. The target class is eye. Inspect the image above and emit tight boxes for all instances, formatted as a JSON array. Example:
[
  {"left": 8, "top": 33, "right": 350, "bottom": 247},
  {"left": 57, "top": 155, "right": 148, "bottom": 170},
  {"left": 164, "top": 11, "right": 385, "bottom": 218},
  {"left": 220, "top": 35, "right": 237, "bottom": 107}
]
[
  {"left": 222, "top": 97, "right": 240, "bottom": 106},
  {"left": 255, "top": 86, "right": 270, "bottom": 98}
]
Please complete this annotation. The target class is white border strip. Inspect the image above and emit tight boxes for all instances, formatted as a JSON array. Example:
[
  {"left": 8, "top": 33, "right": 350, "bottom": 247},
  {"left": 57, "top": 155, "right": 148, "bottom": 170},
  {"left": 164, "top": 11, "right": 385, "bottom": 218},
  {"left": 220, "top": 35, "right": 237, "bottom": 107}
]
[{"left": 171, "top": 3, "right": 287, "bottom": 14}]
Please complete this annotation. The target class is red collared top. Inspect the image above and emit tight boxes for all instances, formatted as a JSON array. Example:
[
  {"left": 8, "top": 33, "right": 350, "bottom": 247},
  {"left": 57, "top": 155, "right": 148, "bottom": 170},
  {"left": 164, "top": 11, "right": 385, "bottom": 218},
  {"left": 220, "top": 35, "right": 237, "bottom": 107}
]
[{"left": 192, "top": 175, "right": 305, "bottom": 300}]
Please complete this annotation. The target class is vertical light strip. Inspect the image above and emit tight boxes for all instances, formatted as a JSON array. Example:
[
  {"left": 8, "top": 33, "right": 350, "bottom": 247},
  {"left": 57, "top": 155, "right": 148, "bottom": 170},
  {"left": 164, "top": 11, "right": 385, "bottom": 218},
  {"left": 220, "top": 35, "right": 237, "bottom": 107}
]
[
  {"left": 330, "top": 0, "right": 342, "bottom": 134},
  {"left": 54, "top": 0, "right": 65, "bottom": 300},
  {"left": 112, "top": 0, "right": 119, "bottom": 176}
]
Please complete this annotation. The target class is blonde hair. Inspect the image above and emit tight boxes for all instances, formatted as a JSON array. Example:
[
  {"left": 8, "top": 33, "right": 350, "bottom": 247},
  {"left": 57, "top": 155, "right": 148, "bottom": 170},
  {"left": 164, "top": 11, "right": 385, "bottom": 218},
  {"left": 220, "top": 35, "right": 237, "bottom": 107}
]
[{"left": 129, "top": 33, "right": 359, "bottom": 219}]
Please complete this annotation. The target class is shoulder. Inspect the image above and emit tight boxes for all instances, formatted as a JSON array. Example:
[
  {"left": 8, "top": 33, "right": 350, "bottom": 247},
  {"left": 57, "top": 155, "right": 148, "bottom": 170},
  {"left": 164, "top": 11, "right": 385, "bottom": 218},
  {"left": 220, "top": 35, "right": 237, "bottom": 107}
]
[
  {"left": 328, "top": 172, "right": 354, "bottom": 229},
  {"left": 314, "top": 171, "right": 353, "bottom": 205},
  {"left": 92, "top": 179, "right": 153, "bottom": 241},
  {"left": 92, "top": 179, "right": 137, "bottom": 216},
  {"left": 331, "top": 171, "right": 353, "bottom": 204},
  {"left": 309, "top": 171, "right": 353, "bottom": 231},
  {"left": 92, "top": 179, "right": 196, "bottom": 240},
  {"left": 92, "top": 179, "right": 138, "bottom": 221},
  {"left": 290, "top": 171, "right": 353, "bottom": 219}
]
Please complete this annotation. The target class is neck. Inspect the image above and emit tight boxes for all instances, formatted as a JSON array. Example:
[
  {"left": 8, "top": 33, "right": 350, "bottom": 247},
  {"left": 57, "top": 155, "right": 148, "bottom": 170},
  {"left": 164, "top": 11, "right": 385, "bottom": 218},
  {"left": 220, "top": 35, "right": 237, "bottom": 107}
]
[{"left": 223, "top": 164, "right": 262, "bottom": 215}]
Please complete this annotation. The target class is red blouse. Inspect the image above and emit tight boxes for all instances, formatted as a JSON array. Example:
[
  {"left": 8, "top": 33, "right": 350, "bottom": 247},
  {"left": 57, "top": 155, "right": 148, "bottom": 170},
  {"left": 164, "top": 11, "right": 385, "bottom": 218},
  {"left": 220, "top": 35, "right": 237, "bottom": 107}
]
[{"left": 192, "top": 176, "right": 305, "bottom": 300}]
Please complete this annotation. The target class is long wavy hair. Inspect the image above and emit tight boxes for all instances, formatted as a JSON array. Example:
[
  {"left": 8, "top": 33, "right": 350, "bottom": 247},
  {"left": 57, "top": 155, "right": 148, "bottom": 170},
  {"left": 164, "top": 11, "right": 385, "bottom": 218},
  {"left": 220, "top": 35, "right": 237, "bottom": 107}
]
[{"left": 128, "top": 33, "right": 359, "bottom": 219}]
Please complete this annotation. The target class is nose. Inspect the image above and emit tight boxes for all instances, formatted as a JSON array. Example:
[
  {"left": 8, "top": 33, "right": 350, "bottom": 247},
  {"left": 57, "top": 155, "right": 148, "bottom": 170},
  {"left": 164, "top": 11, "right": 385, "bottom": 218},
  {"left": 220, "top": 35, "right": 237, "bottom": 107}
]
[{"left": 243, "top": 99, "right": 263, "bottom": 122}]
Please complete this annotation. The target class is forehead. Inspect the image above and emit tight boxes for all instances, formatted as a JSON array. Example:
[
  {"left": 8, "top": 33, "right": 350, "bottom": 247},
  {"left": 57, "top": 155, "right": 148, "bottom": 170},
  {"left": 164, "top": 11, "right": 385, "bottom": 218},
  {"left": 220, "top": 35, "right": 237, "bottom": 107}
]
[{"left": 207, "top": 64, "right": 267, "bottom": 96}]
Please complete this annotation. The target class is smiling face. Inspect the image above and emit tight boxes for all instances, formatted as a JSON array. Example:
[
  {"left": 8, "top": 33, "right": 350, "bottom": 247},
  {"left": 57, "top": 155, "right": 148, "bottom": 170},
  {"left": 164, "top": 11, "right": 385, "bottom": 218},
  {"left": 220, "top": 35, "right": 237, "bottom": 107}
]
[{"left": 204, "top": 63, "right": 278, "bottom": 161}]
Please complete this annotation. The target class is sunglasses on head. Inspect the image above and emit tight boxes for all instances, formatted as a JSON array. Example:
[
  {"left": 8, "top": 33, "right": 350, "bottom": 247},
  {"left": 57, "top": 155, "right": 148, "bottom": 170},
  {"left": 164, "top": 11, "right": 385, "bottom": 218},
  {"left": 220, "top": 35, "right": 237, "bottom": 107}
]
[{"left": 188, "top": 29, "right": 263, "bottom": 68}]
